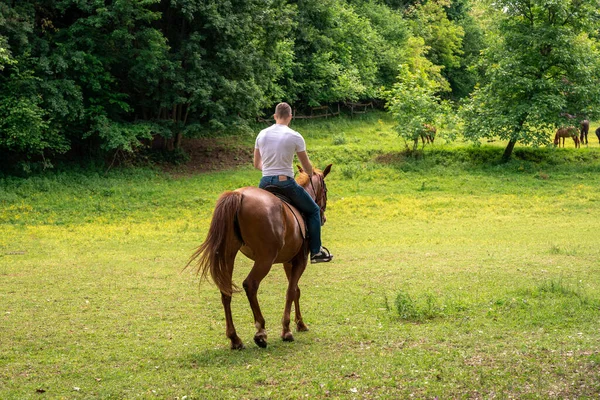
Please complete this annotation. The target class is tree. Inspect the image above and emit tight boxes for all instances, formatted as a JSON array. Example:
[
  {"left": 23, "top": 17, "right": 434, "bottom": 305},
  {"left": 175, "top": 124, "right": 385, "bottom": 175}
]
[
  {"left": 461, "top": 0, "right": 600, "bottom": 161},
  {"left": 385, "top": 40, "right": 452, "bottom": 149}
]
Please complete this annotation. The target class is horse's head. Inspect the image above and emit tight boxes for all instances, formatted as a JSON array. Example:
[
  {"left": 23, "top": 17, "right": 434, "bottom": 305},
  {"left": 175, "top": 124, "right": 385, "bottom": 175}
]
[{"left": 297, "top": 164, "right": 332, "bottom": 226}]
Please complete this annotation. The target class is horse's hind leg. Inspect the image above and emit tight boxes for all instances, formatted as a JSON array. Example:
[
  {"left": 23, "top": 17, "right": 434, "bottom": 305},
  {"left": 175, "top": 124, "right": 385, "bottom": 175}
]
[
  {"left": 221, "top": 291, "right": 244, "bottom": 350},
  {"left": 243, "top": 260, "right": 273, "bottom": 348},
  {"left": 282, "top": 256, "right": 308, "bottom": 342},
  {"left": 220, "top": 249, "right": 244, "bottom": 350}
]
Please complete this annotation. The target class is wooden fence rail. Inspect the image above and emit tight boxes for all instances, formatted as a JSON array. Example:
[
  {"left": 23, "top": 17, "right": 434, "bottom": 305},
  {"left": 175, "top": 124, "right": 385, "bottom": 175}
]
[{"left": 257, "top": 101, "right": 375, "bottom": 123}]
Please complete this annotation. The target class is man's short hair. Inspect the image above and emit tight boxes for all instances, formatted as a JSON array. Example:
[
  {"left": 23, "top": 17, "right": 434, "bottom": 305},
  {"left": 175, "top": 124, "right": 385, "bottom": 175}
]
[{"left": 274, "top": 102, "right": 292, "bottom": 119}]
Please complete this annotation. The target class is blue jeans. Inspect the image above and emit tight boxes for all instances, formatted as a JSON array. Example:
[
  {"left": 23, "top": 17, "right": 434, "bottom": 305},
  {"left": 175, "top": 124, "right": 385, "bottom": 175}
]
[{"left": 259, "top": 176, "right": 321, "bottom": 255}]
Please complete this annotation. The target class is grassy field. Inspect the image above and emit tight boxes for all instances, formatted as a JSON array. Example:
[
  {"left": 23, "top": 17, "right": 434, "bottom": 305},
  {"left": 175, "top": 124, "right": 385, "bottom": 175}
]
[{"left": 1, "top": 113, "right": 600, "bottom": 399}]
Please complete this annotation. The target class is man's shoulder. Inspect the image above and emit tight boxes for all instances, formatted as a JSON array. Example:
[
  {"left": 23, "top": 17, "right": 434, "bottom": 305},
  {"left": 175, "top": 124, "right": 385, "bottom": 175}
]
[
  {"left": 260, "top": 124, "right": 302, "bottom": 136},
  {"left": 284, "top": 126, "right": 303, "bottom": 138}
]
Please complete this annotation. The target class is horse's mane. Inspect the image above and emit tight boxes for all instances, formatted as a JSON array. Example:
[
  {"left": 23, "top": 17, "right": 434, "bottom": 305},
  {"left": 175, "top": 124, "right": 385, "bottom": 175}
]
[{"left": 296, "top": 167, "right": 321, "bottom": 187}]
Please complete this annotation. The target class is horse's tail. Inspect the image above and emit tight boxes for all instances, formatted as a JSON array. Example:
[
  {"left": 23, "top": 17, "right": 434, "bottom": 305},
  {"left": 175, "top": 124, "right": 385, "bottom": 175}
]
[{"left": 185, "top": 191, "right": 243, "bottom": 296}]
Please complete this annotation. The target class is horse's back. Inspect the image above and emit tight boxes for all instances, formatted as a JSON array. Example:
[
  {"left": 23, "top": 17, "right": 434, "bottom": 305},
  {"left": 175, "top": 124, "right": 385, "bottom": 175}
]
[
  {"left": 556, "top": 127, "right": 577, "bottom": 137},
  {"left": 236, "top": 187, "right": 306, "bottom": 263}
]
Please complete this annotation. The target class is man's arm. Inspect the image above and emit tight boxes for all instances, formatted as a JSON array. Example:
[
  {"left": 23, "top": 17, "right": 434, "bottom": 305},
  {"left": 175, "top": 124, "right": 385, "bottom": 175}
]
[
  {"left": 253, "top": 148, "right": 263, "bottom": 170},
  {"left": 297, "top": 151, "right": 313, "bottom": 176}
]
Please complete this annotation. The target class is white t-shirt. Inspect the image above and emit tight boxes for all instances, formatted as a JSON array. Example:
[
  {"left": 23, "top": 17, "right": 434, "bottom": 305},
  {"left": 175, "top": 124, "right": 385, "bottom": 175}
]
[{"left": 255, "top": 124, "right": 306, "bottom": 177}]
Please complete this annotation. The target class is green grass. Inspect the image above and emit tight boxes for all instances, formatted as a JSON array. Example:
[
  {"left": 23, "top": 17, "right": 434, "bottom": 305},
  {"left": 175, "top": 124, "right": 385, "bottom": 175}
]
[{"left": 1, "top": 112, "right": 600, "bottom": 398}]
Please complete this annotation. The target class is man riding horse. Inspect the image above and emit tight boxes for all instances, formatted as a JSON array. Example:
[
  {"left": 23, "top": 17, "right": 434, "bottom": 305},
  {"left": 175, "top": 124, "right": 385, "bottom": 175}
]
[{"left": 254, "top": 102, "right": 333, "bottom": 264}]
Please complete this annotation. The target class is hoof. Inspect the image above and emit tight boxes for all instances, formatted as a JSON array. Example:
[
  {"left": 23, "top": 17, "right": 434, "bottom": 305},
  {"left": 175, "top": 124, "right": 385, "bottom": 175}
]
[
  {"left": 254, "top": 333, "right": 268, "bottom": 348},
  {"left": 297, "top": 322, "right": 309, "bottom": 332},
  {"left": 230, "top": 341, "right": 245, "bottom": 350},
  {"left": 282, "top": 331, "right": 295, "bottom": 342}
]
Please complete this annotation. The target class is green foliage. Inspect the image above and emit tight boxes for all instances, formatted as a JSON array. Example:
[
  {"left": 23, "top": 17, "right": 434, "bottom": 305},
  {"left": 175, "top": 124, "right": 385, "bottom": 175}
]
[
  {"left": 289, "top": 0, "right": 384, "bottom": 105},
  {"left": 403, "top": 0, "right": 485, "bottom": 100},
  {"left": 408, "top": 0, "right": 465, "bottom": 70},
  {"left": 0, "top": 37, "right": 15, "bottom": 71},
  {"left": 0, "top": 0, "right": 168, "bottom": 166},
  {"left": 0, "top": 68, "right": 68, "bottom": 158},
  {"left": 353, "top": 1, "right": 413, "bottom": 88},
  {"left": 444, "top": 0, "right": 486, "bottom": 98}
]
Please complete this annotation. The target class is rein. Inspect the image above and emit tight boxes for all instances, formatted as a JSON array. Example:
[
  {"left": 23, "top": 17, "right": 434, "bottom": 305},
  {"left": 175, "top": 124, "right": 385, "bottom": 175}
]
[{"left": 309, "top": 173, "right": 327, "bottom": 216}]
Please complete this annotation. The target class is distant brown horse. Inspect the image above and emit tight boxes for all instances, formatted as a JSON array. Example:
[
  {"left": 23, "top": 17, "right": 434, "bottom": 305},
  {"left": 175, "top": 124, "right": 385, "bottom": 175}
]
[
  {"left": 422, "top": 124, "right": 436, "bottom": 144},
  {"left": 186, "top": 165, "right": 331, "bottom": 349},
  {"left": 554, "top": 127, "right": 580, "bottom": 148},
  {"left": 414, "top": 124, "right": 436, "bottom": 147},
  {"left": 580, "top": 120, "right": 590, "bottom": 145},
  {"left": 596, "top": 127, "right": 600, "bottom": 145}
]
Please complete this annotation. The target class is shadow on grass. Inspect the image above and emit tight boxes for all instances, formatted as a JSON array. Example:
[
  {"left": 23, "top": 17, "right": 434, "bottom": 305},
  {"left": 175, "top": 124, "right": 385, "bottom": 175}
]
[{"left": 182, "top": 333, "right": 313, "bottom": 368}]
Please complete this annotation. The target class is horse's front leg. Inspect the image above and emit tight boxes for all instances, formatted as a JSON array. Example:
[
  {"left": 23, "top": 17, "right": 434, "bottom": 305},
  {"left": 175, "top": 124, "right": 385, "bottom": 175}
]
[
  {"left": 243, "top": 261, "right": 272, "bottom": 348},
  {"left": 294, "top": 285, "right": 309, "bottom": 332}
]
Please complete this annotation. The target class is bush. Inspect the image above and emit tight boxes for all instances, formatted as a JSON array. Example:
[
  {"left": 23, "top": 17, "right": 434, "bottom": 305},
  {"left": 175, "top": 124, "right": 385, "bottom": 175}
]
[
  {"left": 394, "top": 290, "right": 445, "bottom": 322},
  {"left": 332, "top": 133, "right": 347, "bottom": 145}
]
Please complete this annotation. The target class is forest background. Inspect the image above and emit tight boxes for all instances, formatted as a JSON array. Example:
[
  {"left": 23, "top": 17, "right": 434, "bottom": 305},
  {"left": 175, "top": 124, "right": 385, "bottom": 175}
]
[{"left": 1, "top": 0, "right": 600, "bottom": 173}]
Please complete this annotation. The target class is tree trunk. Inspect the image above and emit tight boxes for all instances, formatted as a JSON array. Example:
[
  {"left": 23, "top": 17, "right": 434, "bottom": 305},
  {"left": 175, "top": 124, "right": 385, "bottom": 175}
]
[
  {"left": 502, "top": 139, "right": 517, "bottom": 162},
  {"left": 174, "top": 131, "right": 182, "bottom": 149}
]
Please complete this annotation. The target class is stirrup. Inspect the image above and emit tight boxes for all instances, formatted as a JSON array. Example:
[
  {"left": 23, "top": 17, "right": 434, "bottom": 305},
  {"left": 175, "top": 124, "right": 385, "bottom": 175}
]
[{"left": 311, "top": 246, "right": 333, "bottom": 264}]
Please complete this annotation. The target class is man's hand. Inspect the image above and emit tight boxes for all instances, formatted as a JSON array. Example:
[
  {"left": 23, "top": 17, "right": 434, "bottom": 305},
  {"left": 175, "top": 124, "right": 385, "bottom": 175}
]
[{"left": 296, "top": 151, "right": 313, "bottom": 176}]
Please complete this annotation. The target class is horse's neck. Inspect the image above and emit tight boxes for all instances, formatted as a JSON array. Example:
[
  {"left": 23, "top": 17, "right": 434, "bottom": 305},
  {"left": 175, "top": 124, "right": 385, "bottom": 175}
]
[{"left": 302, "top": 179, "right": 317, "bottom": 200}]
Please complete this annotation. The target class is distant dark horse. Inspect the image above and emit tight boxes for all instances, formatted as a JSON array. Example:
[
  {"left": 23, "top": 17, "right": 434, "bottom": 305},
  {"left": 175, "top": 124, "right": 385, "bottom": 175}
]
[
  {"left": 596, "top": 127, "right": 600, "bottom": 145},
  {"left": 554, "top": 127, "right": 580, "bottom": 148},
  {"left": 580, "top": 120, "right": 590, "bottom": 145},
  {"left": 186, "top": 165, "right": 331, "bottom": 349}
]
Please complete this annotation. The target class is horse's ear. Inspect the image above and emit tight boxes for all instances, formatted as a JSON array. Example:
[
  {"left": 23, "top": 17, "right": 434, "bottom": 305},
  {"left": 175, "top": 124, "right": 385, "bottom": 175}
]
[
  {"left": 297, "top": 164, "right": 304, "bottom": 173},
  {"left": 323, "top": 164, "right": 332, "bottom": 178}
]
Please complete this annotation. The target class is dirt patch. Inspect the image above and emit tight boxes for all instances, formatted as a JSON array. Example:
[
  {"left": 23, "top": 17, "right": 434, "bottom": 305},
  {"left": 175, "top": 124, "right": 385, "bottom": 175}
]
[
  {"left": 375, "top": 151, "right": 410, "bottom": 164},
  {"left": 163, "top": 137, "right": 253, "bottom": 175}
]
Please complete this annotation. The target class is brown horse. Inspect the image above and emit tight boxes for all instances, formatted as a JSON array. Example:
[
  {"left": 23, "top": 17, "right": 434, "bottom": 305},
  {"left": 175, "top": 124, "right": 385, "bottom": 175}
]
[
  {"left": 414, "top": 124, "right": 436, "bottom": 148},
  {"left": 187, "top": 165, "right": 332, "bottom": 349},
  {"left": 554, "top": 127, "right": 580, "bottom": 148},
  {"left": 580, "top": 120, "right": 590, "bottom": 145}
]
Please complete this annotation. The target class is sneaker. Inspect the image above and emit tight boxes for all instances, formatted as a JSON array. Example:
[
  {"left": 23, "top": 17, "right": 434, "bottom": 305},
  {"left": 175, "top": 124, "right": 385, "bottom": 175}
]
[{"left": 311, "top": 247, "right": 333, "bottom": 264}]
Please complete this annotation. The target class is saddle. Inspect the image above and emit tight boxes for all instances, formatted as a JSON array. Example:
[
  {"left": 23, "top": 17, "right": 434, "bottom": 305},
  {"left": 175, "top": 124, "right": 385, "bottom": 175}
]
[{"left": 263, "top": 185, "right": 307, "bottom": 240}]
